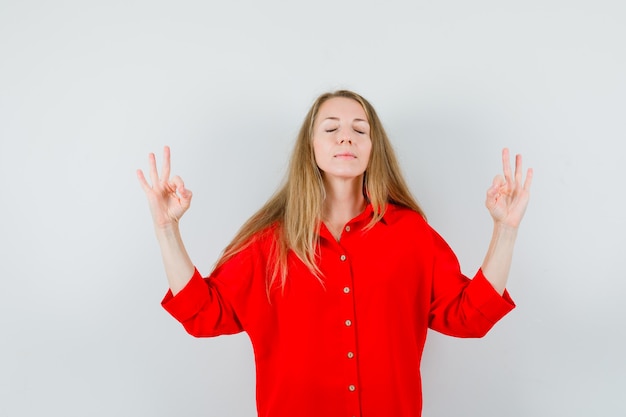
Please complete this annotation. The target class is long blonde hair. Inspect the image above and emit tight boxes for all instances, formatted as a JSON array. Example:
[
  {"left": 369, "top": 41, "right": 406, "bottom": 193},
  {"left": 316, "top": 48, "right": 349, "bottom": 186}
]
[{"left": 214, "top": 90, "right": 425, "bottom": 294}]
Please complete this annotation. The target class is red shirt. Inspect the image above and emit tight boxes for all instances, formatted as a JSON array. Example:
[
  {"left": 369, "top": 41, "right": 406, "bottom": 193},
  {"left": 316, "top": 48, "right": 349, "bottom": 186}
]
[{"left": 162, "top": 204, "right": 515, "bottom": 417}]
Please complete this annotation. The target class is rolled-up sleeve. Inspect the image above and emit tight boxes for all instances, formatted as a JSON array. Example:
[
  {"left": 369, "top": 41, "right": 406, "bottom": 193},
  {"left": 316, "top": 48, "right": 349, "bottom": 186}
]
[
  {"left": 161, "top": 267, "right": 244, "bottom": 337},
  {"left": 463, "top": 268, "right": 515, "bottom": 325},
  {"left": 427, "top": 227, "right": 515, "bottom": 338}
]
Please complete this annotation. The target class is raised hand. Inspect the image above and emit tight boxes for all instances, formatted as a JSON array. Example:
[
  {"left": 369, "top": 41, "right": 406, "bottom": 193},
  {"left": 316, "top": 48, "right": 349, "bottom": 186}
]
[
  {"left": 485, "top": 148, "right": 533, "bottom": 229},
  {"left": 137, "top": 146, "right": 192, "bottom": 229}
]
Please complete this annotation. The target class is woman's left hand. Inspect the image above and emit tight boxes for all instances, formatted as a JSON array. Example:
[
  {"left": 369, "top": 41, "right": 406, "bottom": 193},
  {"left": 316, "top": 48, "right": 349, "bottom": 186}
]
[{"left": 485, "top": 148, "right": 533, "bottom": 228}]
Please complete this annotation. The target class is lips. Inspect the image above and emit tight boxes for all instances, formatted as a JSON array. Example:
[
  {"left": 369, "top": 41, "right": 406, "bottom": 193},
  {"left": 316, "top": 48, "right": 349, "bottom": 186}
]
[{"left": 334, "top": 152, "right": 356, "bottom": 158}]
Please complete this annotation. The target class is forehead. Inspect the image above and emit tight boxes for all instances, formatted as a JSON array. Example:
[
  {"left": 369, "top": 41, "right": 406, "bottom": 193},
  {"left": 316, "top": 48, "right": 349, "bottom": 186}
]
[{"left": 316, "top": 97, "right": 367, "bottom": 122}]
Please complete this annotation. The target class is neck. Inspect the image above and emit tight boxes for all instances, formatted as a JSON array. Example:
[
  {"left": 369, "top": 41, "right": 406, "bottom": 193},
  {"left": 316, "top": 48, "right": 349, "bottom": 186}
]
[{"left": 321, "top": 175, "right": 366, "bottom": 228}]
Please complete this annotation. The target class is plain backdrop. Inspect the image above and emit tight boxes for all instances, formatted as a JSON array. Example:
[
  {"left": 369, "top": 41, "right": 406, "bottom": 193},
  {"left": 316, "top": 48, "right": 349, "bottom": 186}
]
[{"left": 1, "top": 1, "right": 624, "bottom": 416}]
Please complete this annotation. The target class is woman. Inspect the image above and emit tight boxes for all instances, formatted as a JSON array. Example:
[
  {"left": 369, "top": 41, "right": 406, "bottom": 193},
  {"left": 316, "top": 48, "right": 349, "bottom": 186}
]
[{"left": 137, "top": 90, "right": 532, "bottom": 417}]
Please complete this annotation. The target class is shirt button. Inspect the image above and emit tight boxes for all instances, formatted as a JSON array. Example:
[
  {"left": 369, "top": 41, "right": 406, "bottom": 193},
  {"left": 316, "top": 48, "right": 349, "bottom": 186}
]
[
  {"left": 345, "top": 319, "right": 352, "bottom": 327},
  {"left": 348, "top": 385, "right": 356, "bottom": 392},
  {"left": 345, "top": 226, "right": 351, "bottom": 232},
  {"left": 340, "top": 254, "right": 346, "bottom": 261},
  {"left": 347, "top": 352, "right": 354, "bottom": 359},
  {"left": 343, "top": 287, "right": 350, "bottom": 294}
]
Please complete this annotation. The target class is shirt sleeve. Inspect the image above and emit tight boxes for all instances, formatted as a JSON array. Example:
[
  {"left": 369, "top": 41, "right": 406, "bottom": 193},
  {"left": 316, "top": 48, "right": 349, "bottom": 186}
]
[
  {"left": 161, "top": 266, "right": 245, "bottom": 338},
  {"left": 427, "top": 227, "right": 516, "bottom": 338}
]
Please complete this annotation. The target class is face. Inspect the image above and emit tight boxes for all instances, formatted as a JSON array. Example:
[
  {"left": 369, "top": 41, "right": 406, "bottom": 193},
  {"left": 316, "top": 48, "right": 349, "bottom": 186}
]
[{"left": 312, "top": 97, "right": 372, "bottom": 182}]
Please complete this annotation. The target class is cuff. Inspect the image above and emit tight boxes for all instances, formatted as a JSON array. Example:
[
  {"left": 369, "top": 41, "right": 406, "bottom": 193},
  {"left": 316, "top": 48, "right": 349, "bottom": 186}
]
[
  {"left": 467, "top": 269, "right": 516, "bottom": 323},
  {"left": 161, "top": 268, "right": 209, "bottom": 323}
]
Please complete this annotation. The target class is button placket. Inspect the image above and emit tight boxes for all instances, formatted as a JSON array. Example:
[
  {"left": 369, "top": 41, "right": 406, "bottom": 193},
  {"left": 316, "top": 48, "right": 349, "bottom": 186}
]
[
  {"left": 335, "top": 242, "right": 359, "bottom": 413},
  {"left": 343, "top": 285, "right": 357, "bottom": 400}
]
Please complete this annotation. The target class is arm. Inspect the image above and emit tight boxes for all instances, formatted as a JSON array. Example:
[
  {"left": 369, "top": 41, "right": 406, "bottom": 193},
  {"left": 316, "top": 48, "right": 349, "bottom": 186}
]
[
  {"left": 137, "top": 146, "right": 195, "bottom": 295},
  {"left": 481, "top": 148, "right": 533, "bottom": 294},
  {"left": 427, "top": 224, "right": 515, "bottom": 338}
]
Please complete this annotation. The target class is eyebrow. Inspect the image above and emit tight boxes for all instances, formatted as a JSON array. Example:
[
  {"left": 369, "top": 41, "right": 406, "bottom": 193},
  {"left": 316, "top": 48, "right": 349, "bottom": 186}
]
[{"left": 322, "top": 117, "right": 369, "bottom": 123}]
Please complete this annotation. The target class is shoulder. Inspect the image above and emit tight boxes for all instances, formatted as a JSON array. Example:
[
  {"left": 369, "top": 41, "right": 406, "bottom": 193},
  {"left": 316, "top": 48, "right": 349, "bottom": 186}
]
[
  {"left": 383, "top": 203, "right": 455, "bottom": 257},
  {"left": 231, "top": 223, "right": 280, "bottom": 262},
  {"left": 384, "top": 203, "right": 429, "bottom": 228},
  {"left": 214, "top": 223, "right": 280, "bottom": 273},
  {"left": 381, "top": 203, "right": 440, "bottom": 245},
  {"left": 251, "top": 222, "right": 281, "bottom": 247}
]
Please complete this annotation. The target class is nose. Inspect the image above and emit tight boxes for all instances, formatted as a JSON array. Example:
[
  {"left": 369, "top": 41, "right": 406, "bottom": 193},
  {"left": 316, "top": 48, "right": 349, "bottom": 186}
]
[{"left": 338, "top": 135, "right": 352, "bottom": 144}]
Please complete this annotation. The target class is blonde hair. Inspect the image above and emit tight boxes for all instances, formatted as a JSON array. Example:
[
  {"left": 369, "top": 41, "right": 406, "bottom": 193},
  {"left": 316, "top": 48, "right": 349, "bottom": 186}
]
[{"left": 214, "top": 90, "right": 425, "bottom": 294}]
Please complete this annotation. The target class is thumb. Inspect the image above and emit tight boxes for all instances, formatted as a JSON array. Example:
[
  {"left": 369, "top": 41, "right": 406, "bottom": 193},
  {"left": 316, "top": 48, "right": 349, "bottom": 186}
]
[
  {"left": 487, "top": 175, "right": 504, "bottom": 197},
  {"left": 486, "top": 175, "right": 505, "bottom": 210},
  {"left": 491, "top": 175, "right": 506, "bottom": 190},
  {"left": 172, "top": 176, "right": 192, "bottom": 200}
]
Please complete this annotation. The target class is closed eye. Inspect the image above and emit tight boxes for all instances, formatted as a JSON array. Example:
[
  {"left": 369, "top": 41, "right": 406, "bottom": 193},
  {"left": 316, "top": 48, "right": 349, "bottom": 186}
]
[
  {"left": 325, "top": 128, "right": 338, "bottom": 133},
  {"left": 353, "top": 121, "right": 369, "bottom": 135}
]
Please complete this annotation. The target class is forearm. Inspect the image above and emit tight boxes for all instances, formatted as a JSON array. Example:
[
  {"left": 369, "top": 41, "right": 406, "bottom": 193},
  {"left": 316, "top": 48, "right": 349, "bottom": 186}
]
[
  {"left": 480, "top": 223, "right": 519, "bottom": 295},
  {"left": 154, "top": 224, "right": 195, "bottom": 295}
]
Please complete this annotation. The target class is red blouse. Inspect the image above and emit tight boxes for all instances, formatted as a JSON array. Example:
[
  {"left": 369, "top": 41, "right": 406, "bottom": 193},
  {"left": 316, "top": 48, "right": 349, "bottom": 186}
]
[{"left": 162, "top": 204, "right": 515, "bottom": 417}]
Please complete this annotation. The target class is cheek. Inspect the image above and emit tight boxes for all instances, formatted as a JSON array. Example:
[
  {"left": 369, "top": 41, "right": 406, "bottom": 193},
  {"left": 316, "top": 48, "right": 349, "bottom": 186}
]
[
  {"left": 312, "top": 138, "right": 321, "bottom": 158},
  {"left": 312, "top": 138, "right": 326, "bottom": 167},
  {"left": 363, "top": 140, "right": 373, "bottom": 163},
  {"left": 312, "top": 136, "right": 332, "bottom": 155}
]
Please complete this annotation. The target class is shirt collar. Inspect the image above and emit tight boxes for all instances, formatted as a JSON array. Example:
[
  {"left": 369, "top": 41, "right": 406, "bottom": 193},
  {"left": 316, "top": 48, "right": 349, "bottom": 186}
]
[{"left": 318, "top": 203, "right": 393, "bottom": 241}]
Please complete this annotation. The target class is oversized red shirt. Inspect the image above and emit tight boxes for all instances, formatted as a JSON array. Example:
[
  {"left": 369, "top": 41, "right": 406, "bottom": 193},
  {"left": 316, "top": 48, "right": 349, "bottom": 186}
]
[{"left": 162, "top": 203, "right": 515, "bottom": 417}]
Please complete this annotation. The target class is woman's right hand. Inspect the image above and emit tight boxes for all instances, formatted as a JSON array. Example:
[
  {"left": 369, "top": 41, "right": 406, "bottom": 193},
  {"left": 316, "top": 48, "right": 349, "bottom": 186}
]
[{"left": 137, "top": 146, "right": 193, "bottom": 229}]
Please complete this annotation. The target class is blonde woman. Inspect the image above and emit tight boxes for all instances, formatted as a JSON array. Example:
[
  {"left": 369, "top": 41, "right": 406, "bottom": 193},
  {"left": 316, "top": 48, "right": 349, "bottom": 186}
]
[{"left": 137, "top": 90, "right": 532, "bottom": 417}]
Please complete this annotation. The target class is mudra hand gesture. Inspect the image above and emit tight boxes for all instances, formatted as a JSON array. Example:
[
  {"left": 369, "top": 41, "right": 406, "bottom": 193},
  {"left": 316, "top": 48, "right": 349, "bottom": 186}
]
[
  {"left": 137, "top": 146, "right": 192, "bottom": 229},
  {"left": 486, "top": 148, "right": 533, "bottom": 229}
]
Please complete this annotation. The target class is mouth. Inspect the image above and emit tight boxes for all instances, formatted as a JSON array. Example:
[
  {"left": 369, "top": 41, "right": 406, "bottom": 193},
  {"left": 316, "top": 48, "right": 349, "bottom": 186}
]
[{"left": 334, "top": 152, "right": 357, "bottom": 158}]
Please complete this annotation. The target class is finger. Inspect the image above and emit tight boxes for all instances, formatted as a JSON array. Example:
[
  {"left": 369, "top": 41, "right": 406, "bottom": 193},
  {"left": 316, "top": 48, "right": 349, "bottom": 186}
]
[
  {"left": 136, "top": 169, "right": 151, "bottom": 192},
  {"left": 171, "top": 175, "right": 184, "bottom": 191},
  {"left": 490, "top": 174, "right": 506, "bottom": 191},
  {"left": 172, "top": 175, "right": 193, "bottom": 201},
  {"left": 162, "top": 145, "right": 171, "bottom": 182},
  {"left": 514, "top": 153, "right": 523, "bottom": 188},
  {"left": 502, "top": 148, "right": 513, "bottom": 186},
  {"left": 523, "top": 167, "right": 534, "bottom": 192},
  {"left": 486, "top": 175, "right": 505, "bottom": 202},
  {"left": 148, "top": 152, "right": 160, "bottom": 186},
  {"left": 485, "top": 175, "right": 506, "bottom": 210}
]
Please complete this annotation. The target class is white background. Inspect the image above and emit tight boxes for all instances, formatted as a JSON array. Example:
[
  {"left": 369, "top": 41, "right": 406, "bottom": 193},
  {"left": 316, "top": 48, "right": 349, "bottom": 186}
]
[{"left": 1, "top": 1, "right": 624, "bottom": 416}]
